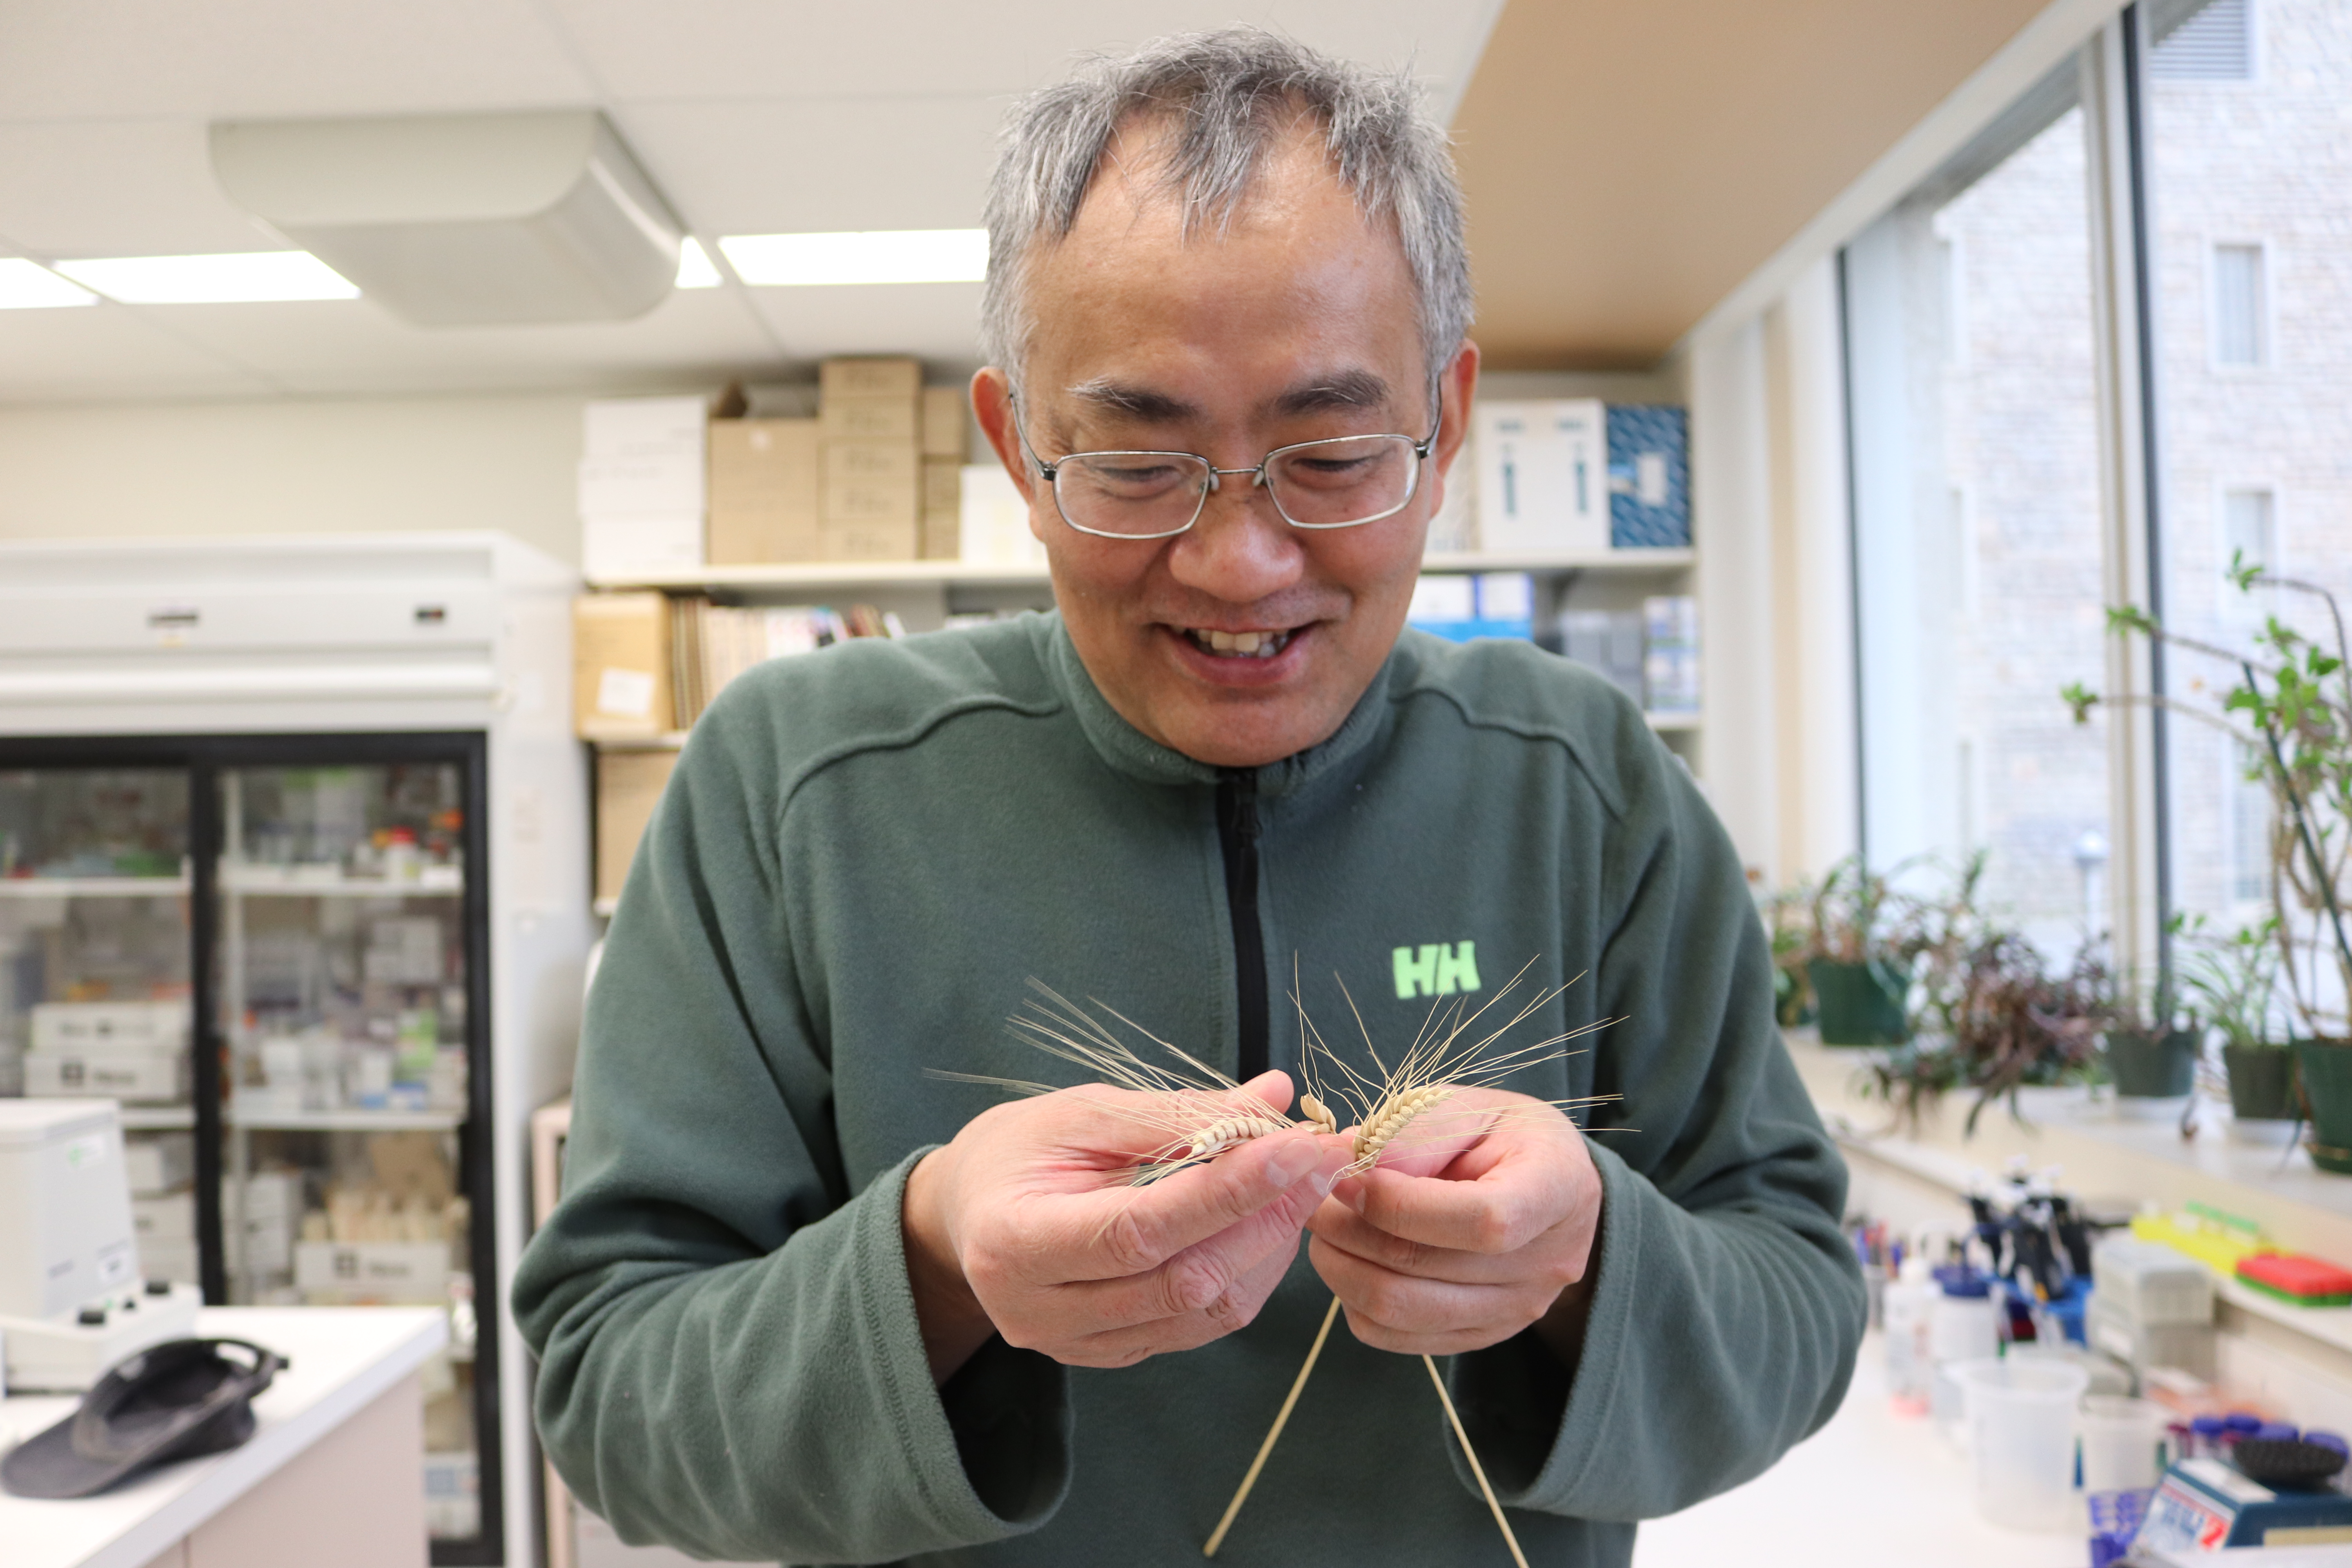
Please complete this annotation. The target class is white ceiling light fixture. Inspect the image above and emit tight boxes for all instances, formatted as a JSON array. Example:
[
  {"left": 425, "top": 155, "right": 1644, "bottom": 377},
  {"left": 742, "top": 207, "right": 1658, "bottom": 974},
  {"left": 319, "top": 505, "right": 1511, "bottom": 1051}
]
[
  {"left": 210, "top": 111, "right": 685, "bottom": 327},
  {"left": 675, "top": 237, "right": 722, "bottom": 289},
  {"left": 50, "top": 251, "right": 359, "bottom": 304},
  {"left": 720, "top": 229, "right": 988, "bottom": 287},
  {"left": 0, "top": 258, "right": 97, "bottom": 309}
]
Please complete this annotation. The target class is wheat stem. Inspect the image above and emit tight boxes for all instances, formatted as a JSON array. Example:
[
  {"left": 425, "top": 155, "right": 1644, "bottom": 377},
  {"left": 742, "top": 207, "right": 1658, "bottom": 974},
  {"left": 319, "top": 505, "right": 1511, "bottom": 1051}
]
[
  {"left": 1202, "top": 1294, "right": 1342, "bottom": 1558},
  {"left": 1423, "top": 1353, "right": 1531, "bottom": 1568}
]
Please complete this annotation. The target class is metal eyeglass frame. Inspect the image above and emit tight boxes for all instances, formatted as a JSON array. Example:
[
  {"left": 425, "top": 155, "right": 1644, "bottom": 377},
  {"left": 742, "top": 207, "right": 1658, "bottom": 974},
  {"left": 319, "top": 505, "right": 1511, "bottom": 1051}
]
[{"left": 1009, "top": 379, "right": 1446, "bottom": 541}]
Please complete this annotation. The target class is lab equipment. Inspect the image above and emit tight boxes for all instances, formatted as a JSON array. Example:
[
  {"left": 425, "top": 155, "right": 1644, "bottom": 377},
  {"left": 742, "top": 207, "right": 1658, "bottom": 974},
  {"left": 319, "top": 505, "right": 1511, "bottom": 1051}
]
[
  {"left": 2135, "top": 1454, "right": 2352, "bottom": 1552},
  {"left": 2236, "top": 1252, "right": 2352, "bottom": 1307},
  {"left": 1954, "top": 1356, "right": 2089, "bottom": 1531},
  {"left": 0, "top": 1099, "right": 200, "bottom": 1392}
]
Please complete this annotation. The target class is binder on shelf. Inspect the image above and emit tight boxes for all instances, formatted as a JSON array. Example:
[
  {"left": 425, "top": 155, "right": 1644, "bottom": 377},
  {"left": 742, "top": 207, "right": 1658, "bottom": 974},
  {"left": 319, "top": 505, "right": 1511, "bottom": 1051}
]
[{"left": 1608, "top": 406, "right": 1691, "bottom": 548}]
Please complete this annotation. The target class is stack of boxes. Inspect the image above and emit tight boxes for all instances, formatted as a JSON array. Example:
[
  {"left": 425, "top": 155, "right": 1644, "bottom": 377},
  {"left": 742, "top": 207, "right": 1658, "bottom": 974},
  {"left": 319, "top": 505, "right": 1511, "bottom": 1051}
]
[
  {"left": 817, "top": 357, "right": 924, "bottom": 560},
  {"left": 23, "top": 1000, "right": 189, "bottom": 1102},
  {"left": 2089, "top": 1233, "right": 2218, "bottom": 1381},
  {"left": 707, "top": 415, "right": 819, "bottom": 566},
  {"left": 126, "top": 1132, "right": 195, "bottom": 1287}
]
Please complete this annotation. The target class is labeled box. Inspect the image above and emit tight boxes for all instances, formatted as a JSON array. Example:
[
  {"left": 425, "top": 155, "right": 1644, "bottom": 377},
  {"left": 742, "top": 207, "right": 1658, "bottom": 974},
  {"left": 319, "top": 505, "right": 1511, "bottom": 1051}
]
[
  {"left": 822, "top": 441, "right": 919, "bottom": 485},
  {"left": 818, "top": 518, "right": 919, "bottom": 562},
  {"left": 32, "top": 1001, "right": 189, "bottom": 1056},
  {"left": 580, "top": 514, "right": 703, "bottom": 580},
  {"left": 1474, "top": 399, "right": 1608, "bottom": 555},
  {"left": 124, "top": 1132, "right": 194, "bottom": 1195},
  {"left": 596, "top": 749, "right": 680, "bottom": 906},
  {"left": 572, "top": 593, "right": 673, "bottom": 739},
  {"left": 820, "top": 356, "right": 922, "bottom": 402},
  {"left": 24, "top": 1050, "right": 188, "bottom": 1102},
  {"left": 819, "top": 398, "right": 918, "bottom": 443},
  {"left": 296, "top": 1240, "right": 449, "bottom": 1303},
  {"left": 921, "top": 386, "right": 969, "bottom": 459},
  {"left": 921, "top": 459, "right": 963, "bottom": 560},
  {"left": 708, "top": 418, "right": 820, "bottom": 565}
]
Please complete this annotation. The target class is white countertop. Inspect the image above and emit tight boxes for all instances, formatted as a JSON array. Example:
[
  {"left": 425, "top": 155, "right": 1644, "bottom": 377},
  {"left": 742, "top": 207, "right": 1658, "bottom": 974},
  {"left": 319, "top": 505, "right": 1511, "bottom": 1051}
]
[
  {"left": 0, "top": 1306, "right": 446, "bottom": 1568},
  {"left": 1632, "top": 1330, "right": 2083, "bottom": 1568}
]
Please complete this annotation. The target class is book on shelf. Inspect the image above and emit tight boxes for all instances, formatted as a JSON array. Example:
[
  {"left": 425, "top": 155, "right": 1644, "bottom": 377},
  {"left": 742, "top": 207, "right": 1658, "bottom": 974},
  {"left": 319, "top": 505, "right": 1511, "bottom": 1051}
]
[{"left": 664, "top": 596, "right": 906, "bottom": 729}]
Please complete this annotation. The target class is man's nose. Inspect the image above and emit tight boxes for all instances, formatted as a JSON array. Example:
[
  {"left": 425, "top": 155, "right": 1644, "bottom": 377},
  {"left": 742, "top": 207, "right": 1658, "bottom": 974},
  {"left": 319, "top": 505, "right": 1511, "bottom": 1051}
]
[{"left": 1165, "top": 472, "right": 1304, "bottom": 604}]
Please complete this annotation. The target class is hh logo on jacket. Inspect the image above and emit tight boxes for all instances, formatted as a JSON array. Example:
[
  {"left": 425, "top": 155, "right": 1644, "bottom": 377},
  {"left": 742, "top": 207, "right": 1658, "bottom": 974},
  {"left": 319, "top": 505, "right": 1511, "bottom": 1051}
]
[{"left": 1392, "top": 941, "right": 1480, "bottom": 998}]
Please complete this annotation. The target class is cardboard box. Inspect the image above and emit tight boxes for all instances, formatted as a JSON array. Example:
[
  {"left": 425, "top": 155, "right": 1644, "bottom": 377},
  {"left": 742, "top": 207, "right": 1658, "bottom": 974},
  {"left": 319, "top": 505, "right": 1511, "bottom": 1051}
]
[
  {"left": 819, "top": 397, "right": 918, "bottom": 443},
  {"left": 921, "top": 387, "right": 968, "bottom": 459},
  {"left": 708, "top": 418, "right": 821, "bottom": 564},
  {"left": 960, "top": 462, "right": 1047, "bottom": 567},
  {"left": 820, "top": 356, "right": 922, "bottom": 402},
  {"left": 596, "top": 749, "right": 680, "bottom": 905},
  {"left": 822, "top": 441, "right": 918, "bottom": 485},
  {"left": 823, "top": 476, "right": 920, "bottom": 528},
  {"left": 572, "top": 593, "right": 673, "bottom": 739},
  {"left": 818, "top": 518, "right": 919, "bottom": 562},
  {"left": 921, "top": 459, "right": 963, "bottom": 560}
]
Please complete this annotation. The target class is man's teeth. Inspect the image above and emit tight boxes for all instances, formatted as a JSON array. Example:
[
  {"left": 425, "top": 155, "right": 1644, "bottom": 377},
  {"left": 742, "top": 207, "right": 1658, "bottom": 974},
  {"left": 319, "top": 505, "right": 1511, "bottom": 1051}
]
[{"left": 1187, "top": 628, "right": 1292, "bottom": 659}]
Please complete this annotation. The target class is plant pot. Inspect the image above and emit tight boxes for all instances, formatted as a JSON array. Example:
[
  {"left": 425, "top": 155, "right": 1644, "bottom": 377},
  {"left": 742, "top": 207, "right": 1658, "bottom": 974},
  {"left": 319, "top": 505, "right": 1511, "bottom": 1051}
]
[
  {"left": 1774, "top": 967, "right": 1816, "bottom": 1029},
  {"left": 1809, "top": 958, "right": 1911, "bottom": 1047},
  {"left": 2294, "top": 1039, "right": 2352, "bottom": 1175},
  {"left": 2104, "top": 1029, "right": 2197, "bottom": 1099},
  {"left": 2222, "top": 1043, "right": 2300, "bottom": 1123}
]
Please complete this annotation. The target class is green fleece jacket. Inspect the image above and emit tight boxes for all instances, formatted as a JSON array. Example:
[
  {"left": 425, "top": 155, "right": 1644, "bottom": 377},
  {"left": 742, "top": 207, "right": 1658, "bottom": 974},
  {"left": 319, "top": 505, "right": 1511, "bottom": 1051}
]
[{"left": 514, "top": 612, "right": 1863, "bottom": 1568}]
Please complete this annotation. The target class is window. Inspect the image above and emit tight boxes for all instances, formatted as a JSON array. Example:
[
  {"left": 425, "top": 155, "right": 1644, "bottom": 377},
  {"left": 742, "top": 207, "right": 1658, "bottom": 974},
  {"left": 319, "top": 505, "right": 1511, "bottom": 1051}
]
[
  {"left": 1847, "top": 99, "right": 2110, "bottom": 954},
  {"left": 2152, "top": 0, "right": 2255, "bottom": 80},
  {"left": 2151, "top": 0, "right": 2350, "bottom": 960},
  {"left": 2210, "top": 243, "right": 2269, "bottom": 367}
]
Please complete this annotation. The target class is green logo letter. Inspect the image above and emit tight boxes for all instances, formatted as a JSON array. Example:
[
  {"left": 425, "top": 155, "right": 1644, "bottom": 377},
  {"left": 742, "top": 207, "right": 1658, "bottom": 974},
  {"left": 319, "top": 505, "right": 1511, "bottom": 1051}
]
[{"left": 1393, "top": 944, "right": 1439, "bottom": 998}]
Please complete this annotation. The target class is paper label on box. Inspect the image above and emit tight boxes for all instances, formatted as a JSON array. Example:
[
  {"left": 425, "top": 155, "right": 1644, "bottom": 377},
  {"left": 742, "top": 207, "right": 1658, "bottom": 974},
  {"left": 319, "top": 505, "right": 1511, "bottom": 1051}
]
[{"left": 596, "top": 667, "right": 657, "bottom": 718}]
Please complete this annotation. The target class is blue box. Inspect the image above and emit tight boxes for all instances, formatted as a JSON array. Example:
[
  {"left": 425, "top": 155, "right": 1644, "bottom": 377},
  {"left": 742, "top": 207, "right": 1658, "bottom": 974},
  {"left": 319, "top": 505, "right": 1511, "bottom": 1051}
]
[{"left": 1608, "top": 405, "right": 1690, "bottom": 548}]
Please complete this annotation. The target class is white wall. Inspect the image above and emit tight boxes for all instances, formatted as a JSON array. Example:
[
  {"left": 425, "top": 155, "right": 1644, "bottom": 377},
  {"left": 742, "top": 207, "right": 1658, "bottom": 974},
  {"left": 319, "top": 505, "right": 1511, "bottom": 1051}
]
[{"left": 0, "top": 393, "right": 590, "bottom": 566}]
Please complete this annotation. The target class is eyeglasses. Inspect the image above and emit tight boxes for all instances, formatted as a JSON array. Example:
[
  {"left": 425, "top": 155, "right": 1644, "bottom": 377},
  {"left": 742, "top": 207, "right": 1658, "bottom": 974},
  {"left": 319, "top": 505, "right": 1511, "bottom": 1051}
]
[{"left": 1011, "top": 395, "right": 1441, "bottom": 540}]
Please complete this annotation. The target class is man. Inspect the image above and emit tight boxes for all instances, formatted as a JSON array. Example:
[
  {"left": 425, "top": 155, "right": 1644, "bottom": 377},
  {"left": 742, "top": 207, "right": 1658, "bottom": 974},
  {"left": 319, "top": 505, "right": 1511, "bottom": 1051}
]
[{"left": 517, "top": 29, "right": 1863, "bottom": 1568}]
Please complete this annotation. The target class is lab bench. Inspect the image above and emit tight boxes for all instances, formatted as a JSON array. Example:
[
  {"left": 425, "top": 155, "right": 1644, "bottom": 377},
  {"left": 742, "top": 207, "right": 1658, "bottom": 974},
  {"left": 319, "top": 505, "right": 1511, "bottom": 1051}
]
[{"left": 1, "top": 1306, "right": 445, "bottom": 1568}]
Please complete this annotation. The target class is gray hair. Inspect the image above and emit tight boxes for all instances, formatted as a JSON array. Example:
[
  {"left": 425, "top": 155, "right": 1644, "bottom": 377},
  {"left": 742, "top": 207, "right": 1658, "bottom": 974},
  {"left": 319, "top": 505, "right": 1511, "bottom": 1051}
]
[{"left": 980, "top": 27, "right": 1472, "bottom": 396}]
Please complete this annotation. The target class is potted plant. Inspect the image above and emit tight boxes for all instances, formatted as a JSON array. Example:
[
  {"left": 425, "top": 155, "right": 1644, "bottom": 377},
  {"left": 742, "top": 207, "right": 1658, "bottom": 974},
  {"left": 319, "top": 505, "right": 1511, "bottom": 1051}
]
[
  {"left": 2064, "top": 555, "right": 2352, "bottom": 1171},
  {"left": 1871, "top": 923, "right": 2111, "bottom": 1132},
  {"left": 1758, "top": 879, "right": 1817, "bottom": 1028},
  {"left": 1804, "top": 857, "right": 1931, "bottom": 1047},
  {"left": 2179, "top": 914, "right": 2300, "bottom": 1140},
  {"left": 2101, "top": 962, "right": 2200, "bottom": 1108}
]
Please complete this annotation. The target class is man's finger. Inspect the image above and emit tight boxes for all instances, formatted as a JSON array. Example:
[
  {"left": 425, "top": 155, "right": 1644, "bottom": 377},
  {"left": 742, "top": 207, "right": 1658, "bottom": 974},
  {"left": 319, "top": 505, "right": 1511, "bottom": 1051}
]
[
  {"left": 1305, "top": 1201, "right": 1536, "bottom": 1285},
  {"left": 1042, "top": 1129, "right": 1348, "bottom": 1282},
  {"left": 1343, "top": 1140, "right": 1583, "bottom": 1255},
  {"left": 1058, "top": 1240, "right": 1298, "bottom": 1365}
]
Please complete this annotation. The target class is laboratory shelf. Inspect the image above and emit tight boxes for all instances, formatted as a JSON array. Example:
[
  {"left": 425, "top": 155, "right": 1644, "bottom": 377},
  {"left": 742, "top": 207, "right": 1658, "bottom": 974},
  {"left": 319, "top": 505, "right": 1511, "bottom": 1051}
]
[
  {"left": 0, "top": 875, "right": 189, "bottom": 897},
  {"left": 220, "top": 866, "right": 463, "bottom": 897},
  {"left": 1644, "top": 710, "right": 1701, "bottom": 732},
  {"left": 120, "top": 1104, "right": 198, "bottom": 1131},
  {"left": 586, "top": 546, "right": 1695, "bottom": 593},
  {"left": 227, "top": 1107, "right": 465, "bottom": 1133}
]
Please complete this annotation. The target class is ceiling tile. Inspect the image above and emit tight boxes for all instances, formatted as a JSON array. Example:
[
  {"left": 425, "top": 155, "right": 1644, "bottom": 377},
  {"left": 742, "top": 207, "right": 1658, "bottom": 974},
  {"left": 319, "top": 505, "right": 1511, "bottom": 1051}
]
[
  {"left": 738, "top": 281, "right": 984, "bottom": 367},
  {"left": 619, "top": 98, "right": 1000, "bottom": 234},
  {"left": 0, "top": 0, "right": 593, "bottom": 123},
  {"left": 0, "top": 122, "right": 285, "bottom": 257},
  {"left": 126, "top": 287, "right": 789, "bottom": 395},
  {"left": 0, "top": 305, "right": 272, "bottom": 402}
]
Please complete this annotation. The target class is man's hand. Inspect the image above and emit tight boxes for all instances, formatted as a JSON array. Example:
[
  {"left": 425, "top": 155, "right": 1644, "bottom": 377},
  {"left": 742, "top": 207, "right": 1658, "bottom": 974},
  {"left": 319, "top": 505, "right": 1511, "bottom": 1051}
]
[
  {"left": 1305, "top": 1089, "right": 1602, "bottom": 1363},
  {"left": 902, "top": 1072, "right": 1351, "bottom": 1381}
]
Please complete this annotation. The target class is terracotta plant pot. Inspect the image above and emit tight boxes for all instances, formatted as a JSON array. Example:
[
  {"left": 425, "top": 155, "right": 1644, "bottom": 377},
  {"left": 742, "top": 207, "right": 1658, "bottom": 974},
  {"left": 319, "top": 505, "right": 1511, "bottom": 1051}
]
[
  {"left": 2105, "top": 1028, "right": 2198, "bottom": 1099},
  {"left": 1809, "top": 958, "right": 1911, "bottom": 1047},
  {"left": 2294, "top": 1039, "right": 2352, "bottom": 1175},
  {"left": 2222, "top": 1043, "right": 2299, "bottom": 1123}
]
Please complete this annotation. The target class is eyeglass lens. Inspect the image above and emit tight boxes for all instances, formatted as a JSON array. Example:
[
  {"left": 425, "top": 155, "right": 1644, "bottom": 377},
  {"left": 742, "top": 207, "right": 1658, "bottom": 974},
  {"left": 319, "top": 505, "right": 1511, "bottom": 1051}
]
[{"left": 1053, "top": 434, "right": 1418, "bottom": 536}]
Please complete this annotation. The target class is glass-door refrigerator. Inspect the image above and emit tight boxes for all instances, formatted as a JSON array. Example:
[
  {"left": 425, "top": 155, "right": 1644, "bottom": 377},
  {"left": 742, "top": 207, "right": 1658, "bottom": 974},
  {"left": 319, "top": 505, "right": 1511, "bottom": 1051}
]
[{"left": 0, "top": 535, "right": 590, "bottom": 1567}]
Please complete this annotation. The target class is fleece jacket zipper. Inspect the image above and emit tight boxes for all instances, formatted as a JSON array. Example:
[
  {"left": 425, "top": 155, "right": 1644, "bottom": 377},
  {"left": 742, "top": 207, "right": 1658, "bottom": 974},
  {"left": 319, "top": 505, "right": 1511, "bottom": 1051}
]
[{"left": 1216, "top": 768, "right": 1270, "bottom": 1084}]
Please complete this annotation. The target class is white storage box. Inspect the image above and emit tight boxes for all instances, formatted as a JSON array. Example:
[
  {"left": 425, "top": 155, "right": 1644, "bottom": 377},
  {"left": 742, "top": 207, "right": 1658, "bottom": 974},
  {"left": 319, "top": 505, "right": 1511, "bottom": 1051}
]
[
  {"left": 132, "top": 1192, "right": 196, "bottom": 1244},
  {"left": 123, "top": 1132, "right": 194, "bottom": 1194},
  {"left": 23, "top": 1049, "right": 189, "bottom": 1103},
  {"left": 296, "top": 1239, "right": 448, "bottom": 1301},
  {"left": 2093, "top": 1235, "right": 2215, "bottom": 1324},
  {"left": 2086, "top": 1294, "right": 2216, "bottom": 1380},
  {"left": 31, "top": 1001, "right": 190, "bottom": 1055}
]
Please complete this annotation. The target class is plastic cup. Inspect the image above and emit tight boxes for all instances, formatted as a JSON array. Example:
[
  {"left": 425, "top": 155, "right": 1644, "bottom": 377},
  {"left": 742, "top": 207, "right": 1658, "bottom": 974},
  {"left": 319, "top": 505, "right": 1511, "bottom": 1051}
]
[
  {"left": 1955, "top": 1357, "right": 2091, "bottom": 1532},
  {"left": 2081, "top": 1396, "right": 2172, "bottom": 1494}
]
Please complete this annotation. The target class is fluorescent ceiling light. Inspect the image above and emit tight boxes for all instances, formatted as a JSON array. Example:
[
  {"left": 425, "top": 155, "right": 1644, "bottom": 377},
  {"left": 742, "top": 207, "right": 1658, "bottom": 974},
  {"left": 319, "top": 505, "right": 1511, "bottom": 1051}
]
[
  {"left": 0, "top": 258, "right": 96, "bottom": 309},
  {"left": 719, "top": 229, "right": 987, "bottom": 287},
  {"left": 676, "top": 237, "right": 722, "bottom": 289},
  {"left": 51, "top": 251, "right": 360, "bottom": 304}
]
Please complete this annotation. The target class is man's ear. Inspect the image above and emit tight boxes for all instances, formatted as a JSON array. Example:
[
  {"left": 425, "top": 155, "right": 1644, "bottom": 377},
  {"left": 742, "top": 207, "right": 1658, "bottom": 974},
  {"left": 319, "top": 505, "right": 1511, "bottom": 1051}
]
[
  {"left": 1431, "top": 339, "right": 1481, "bottom": 483},
  {"left": 969, "top": 367, "right": 1037, "bottom": 504}
]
